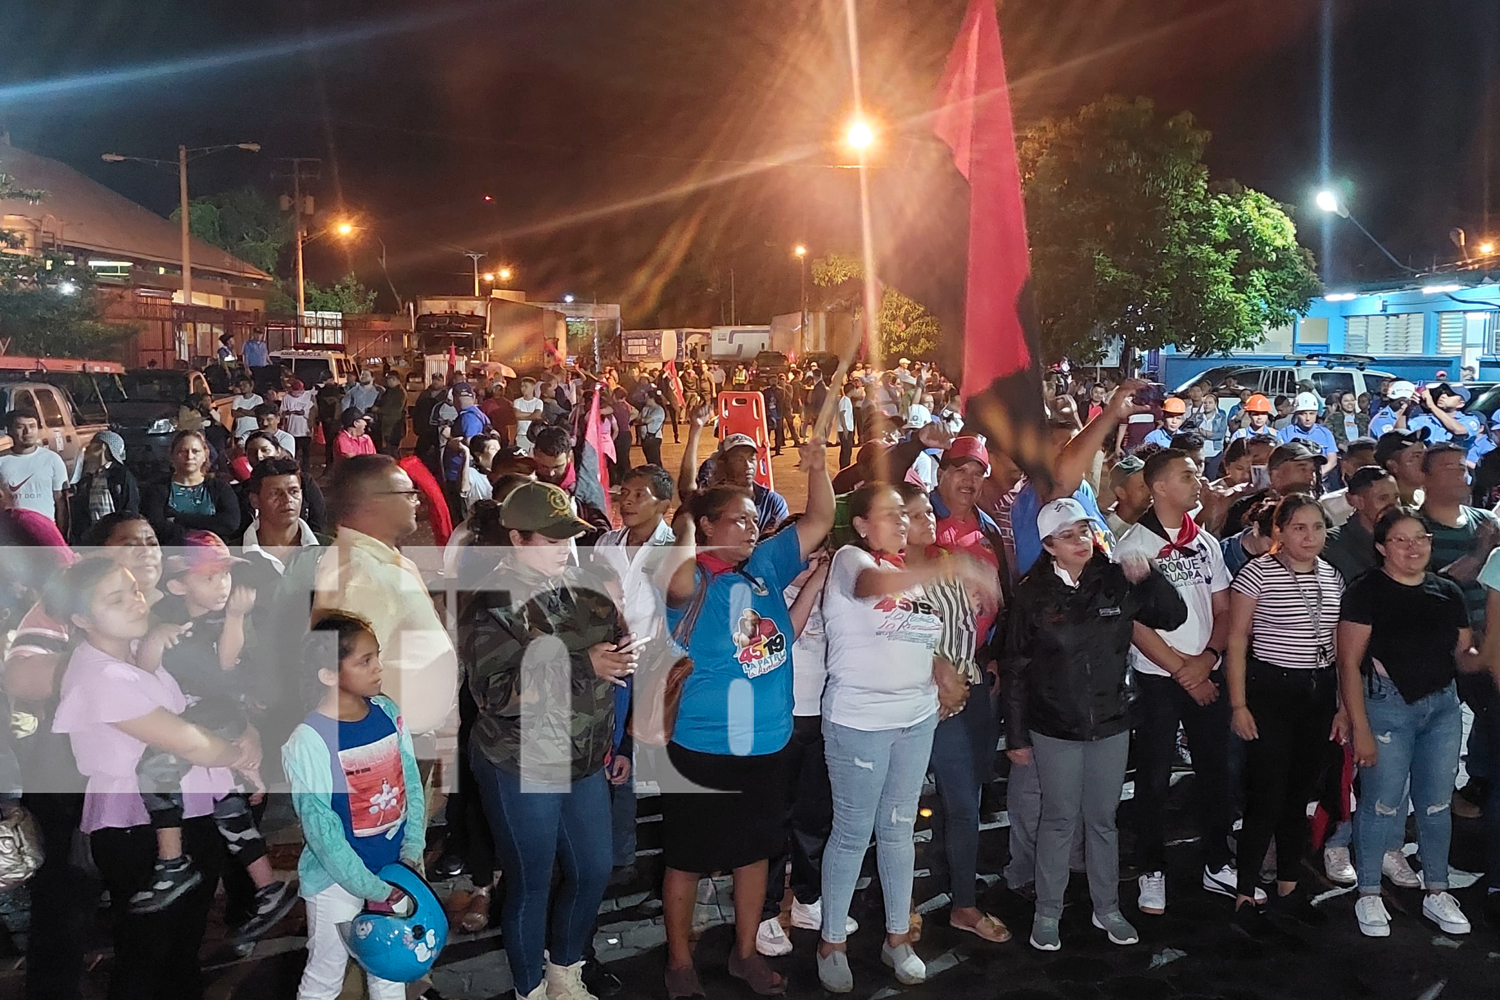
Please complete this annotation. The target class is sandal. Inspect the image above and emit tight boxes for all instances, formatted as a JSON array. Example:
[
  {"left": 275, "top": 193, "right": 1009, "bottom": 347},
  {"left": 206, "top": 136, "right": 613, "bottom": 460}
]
[
  {"left": 665, "top": 963, "right": 705, "bottom": 999},
  {"left": 908, "top": 912, "right": 924, "bottom": 943},
  {"left": 951, "top": 912, "right": 1011, "bottom": 943},
  {"left": 727, "top": 950, "right": 787, "bottom": 995}
]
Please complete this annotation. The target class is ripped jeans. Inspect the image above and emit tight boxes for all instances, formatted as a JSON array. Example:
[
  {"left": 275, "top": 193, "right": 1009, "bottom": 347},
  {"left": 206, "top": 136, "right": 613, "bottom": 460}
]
[
  {"left": 1354, "top": 675, "right": 1463, "bottom": 893},
  {"left": 819, "top": 712, "right": 938, "bottom": 943}
]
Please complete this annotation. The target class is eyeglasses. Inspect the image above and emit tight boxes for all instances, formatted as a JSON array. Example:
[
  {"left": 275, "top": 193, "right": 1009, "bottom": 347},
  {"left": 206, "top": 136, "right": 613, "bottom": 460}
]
[
  {"left": 375, "top": 489, "right": 423, "bottom": 502},
  {"left": 1384, "top": 534, "right": 1433, "bottom": 547}
]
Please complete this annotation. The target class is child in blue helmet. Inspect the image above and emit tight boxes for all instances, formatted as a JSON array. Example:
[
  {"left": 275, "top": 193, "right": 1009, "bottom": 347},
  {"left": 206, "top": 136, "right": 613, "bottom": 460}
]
[{"left": 283, "top": 612, "right": 425, "bottom": 1000}]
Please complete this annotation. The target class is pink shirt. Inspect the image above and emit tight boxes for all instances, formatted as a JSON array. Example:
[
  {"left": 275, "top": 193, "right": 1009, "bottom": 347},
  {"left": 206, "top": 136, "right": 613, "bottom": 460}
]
[
  {"left": 335, "top": 431, "right": 377, "bottom": 462},
  {"left": 52, "top": 641, "right": 232, "bottom": 833}
]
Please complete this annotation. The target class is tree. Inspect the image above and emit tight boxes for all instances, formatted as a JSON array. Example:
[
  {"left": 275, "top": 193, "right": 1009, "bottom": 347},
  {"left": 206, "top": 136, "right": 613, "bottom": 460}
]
[
  {"left": 0, "top": 165, "right": 128, "bottom": 358},
  {"left": 303, "top": 272, "right": 378, "bottom": 314},
  {"left": 1018, "top": 96, "right": 1320, "bottom": 364},
  {"left": 170, "top": 187, "right": 292, "bottom": 276},
  {"left": 810, "top": 252, "right": 942, "bottom": 360}
]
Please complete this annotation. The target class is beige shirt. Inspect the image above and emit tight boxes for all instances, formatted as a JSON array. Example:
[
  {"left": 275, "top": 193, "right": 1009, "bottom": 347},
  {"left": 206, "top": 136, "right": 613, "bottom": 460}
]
[{"left": 313, "top": 527, "right": 457, "bottom": 736}]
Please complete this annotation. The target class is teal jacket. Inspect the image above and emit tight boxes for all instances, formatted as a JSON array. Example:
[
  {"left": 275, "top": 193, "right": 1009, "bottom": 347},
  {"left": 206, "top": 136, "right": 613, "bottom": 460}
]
[{"left": 281, "top": 695, "right": 425, "bottom": 902}]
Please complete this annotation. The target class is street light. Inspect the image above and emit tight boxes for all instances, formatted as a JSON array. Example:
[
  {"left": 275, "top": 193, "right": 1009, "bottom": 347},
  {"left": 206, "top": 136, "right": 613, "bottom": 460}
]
[
  {"left": 482, "top": 272, "right": 495, "bottom": 283},
  {"left": 846, "top": 120, "right": 875, "bottom": 151},
  {"left": 497, "top": 265, "right": 514, "bottom": 282},
  {"left": 1315, "top": 187, "right": 1417, "bottom": 274},
  {"left": 793, "top": 245, "right": 809, "bottom": 334},
  {"left": 1480, "top": 241, "right": 1497, "bottom": 256},
  {"left": 334, "top": 220, "right": 354, "bottom": 237},
  {"left": 101, "top": 142, "right": 260, "bottom": 309},
  {"left": 563, "top": 294, "right": 576, "bottom": 304}
]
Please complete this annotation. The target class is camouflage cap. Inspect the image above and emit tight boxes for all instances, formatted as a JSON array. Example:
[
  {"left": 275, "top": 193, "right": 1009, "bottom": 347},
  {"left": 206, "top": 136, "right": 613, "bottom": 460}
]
[{"left": 499, "top": 481, "right": 592, "bottom": 539}]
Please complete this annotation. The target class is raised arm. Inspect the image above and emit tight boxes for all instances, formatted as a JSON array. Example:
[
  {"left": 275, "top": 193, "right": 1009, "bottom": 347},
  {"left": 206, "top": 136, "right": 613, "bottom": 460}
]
[
  {"left": 795, "top": 441, "right": 834, "bottom": 560},
  {"left": 677, "top": 403, "right": 712, "bottom": 502},
  {"left": 1045, "top": 379, "right": 1143, "bottom": 501}
]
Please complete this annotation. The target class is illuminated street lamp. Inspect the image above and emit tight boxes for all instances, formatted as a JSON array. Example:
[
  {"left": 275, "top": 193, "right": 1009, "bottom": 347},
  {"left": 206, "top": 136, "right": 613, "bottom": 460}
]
[
  {"left": 846, "top": 120, "right": 875, "bottom": 151},
  {"left": 793, "top": 245, "right": 809, "bottom": 332},
  {"left": 1480, "top": 241, "right": 1497, "bottom": 256},
  {"left": 335, "top": 220, "right": 354, "bottom": 237},
  {"left": 497, "top": 265, "right": 514, "bottom": 282},
  {"left": 1315, "top": 187, "right": 1416, "bottom": 274},
  {"left": 482, "top": 272, "right": 495, "bottom": 283}
]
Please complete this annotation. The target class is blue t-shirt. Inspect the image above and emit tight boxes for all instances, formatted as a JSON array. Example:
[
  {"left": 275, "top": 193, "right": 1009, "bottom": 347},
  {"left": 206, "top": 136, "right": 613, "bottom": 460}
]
[
  {"left": 1277, "top": 422, "right": 1337, "bottom": 456},
  {"left": 301, "top": 700, "right": 407, "bottom": 875},
  {"left": 1369, "top": 406, "right": 1400, "bottom": 439},
  {"left": 1409, "top": 410, "right": 1479, "bottom": 446},
  {"left": 1011, "top": 479, "right": 1111, "bottom": 576},
  {"left": 1229, "top": 425, "right": 1277, "bottom": 443},
  {"left": 243, "top": 339, "right": 269, "bottom": 369},
  {"left": 1468, "top": 433, "right": 1498, "bottom": 465},
  {"left": 1140, "top": 427, "right": 1175, "bottom": 451},
  {"left": 667, "top": 528, "right": 807, "bottom": 757}
]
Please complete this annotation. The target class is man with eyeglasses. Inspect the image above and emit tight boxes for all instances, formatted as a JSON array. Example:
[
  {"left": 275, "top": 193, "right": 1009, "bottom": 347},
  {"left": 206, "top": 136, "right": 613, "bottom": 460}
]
[{"left": 310, "top": 454, "right": 457, "bottom": 738}]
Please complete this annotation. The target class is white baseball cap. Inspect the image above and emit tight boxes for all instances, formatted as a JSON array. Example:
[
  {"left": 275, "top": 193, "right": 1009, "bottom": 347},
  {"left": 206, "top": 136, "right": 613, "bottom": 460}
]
[
  {"left": 1293, "top": 391, "right": 1320, "bottom": 413},
  {"left": 1035, "top": 497, "right": 1092, "bottom": 540},
  {"left": 904, "top": 403, "right": 933, "bottom": 429},
  {"left": 1387, "top": 380, "right": 1417, "bottom": 401},
  {"left": 719, "top": 433, "right": 758, "bottom": 454}
]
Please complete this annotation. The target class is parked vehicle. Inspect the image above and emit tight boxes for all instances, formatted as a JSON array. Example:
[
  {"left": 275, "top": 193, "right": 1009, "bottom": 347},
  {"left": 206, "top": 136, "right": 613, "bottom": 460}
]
[
  {"left": 114, "top": 369, "right": 234, "bottom": 477},
  {"left": 1174, "top": 355, "right": 1396, "bottom": 412},
  {"left": 268, "top": 348, "right": 360, "bottom": 386},
  {"left": 0, "top": 379, "right": 108, "bottom": 470}
]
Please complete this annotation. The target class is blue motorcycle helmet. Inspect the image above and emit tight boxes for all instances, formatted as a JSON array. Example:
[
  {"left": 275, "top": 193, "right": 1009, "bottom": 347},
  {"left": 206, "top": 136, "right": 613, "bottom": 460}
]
[{"left": 337, "top": 862, "right": 448, "bottom": 983}]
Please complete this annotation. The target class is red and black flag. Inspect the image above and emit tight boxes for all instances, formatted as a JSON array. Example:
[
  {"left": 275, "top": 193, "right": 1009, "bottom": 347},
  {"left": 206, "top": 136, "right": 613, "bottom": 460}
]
[{"left": 932, "top": 0, "right": 1054, "bottom": 495}]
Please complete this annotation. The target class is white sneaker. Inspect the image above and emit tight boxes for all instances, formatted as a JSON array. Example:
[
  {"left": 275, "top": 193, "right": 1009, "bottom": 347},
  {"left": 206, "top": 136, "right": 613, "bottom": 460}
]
[
  {"left": 1422, "top": 891, "right": 1471, "bottom": 935},
  {"left": 880, "top": 941, "right": 926, "bottom": 984},
  {"left": 1137, "top": 872, "right": 1166, "bottom": 915},
  {"left": 1202, "top": 864, "right": 1266, "bottom": 903},
  {"left": 1323, "top": 847, "right": 1356, "bottom": 886},
  {"left": 790, "top": 897, "right": 858, "bottom": 934},
  {"left": 1354, "top": 895, "right": 1390, "bottom": 937},
  {"left": 543, "top": 959, "right": 597, "bottom": 1000},
  {"left": 755, "top": 917, "right": 793, "bottom": 957},
  {"left": 1382, "top": 850, "right": 1422, "bottom": 889}
]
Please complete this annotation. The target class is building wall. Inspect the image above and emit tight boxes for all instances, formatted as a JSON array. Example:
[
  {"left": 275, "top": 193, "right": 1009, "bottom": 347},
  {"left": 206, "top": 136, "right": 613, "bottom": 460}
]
[{"left": 1161, "top": 282, "right": 1500, "bottom": 386}]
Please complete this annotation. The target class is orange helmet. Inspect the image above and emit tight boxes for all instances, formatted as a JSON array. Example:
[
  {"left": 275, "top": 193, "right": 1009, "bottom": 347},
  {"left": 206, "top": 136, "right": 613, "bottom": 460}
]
[
  {"left": 1244, "top": 393, "right": 1273, "bottom": 414},
  {"left": 1161, "top": 397, "right": 1187, "bottom": 415}
]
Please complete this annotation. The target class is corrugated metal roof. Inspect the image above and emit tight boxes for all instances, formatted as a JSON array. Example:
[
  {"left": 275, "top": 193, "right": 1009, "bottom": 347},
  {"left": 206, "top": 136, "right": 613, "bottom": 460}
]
[{"left": 0, "top": 139, "right": 273, "bottom": 282}]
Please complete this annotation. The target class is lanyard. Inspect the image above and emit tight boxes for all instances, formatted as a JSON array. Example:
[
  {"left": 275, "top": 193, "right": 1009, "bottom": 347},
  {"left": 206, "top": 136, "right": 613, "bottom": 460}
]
[{"left": 1277, "top": 554, "right": 1331, "bottom": 665}]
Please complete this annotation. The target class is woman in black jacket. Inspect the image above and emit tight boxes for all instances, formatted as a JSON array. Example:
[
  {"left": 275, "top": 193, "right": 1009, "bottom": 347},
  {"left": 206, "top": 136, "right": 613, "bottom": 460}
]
[
  {"left": 70, "top": 430, "right": 141, "bottom": 542},
  {"left": 1002, "top": 498, "right": 1187, "bottom": 953},
  {"left": 141, "top": 429, "right": 241, "bottom": 545}
]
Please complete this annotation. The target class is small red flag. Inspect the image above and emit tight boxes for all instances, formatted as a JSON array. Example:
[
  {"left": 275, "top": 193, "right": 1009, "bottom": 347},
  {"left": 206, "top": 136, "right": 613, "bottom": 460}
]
[
  {"left": 933, "top": 0, "right": 1053, "bottom": 494},
  {"left": 577, "top": 388, "right": 612, "bottom": 517},
  {"left": 664, "top": 359, "right": 685, "bottom": 409}
]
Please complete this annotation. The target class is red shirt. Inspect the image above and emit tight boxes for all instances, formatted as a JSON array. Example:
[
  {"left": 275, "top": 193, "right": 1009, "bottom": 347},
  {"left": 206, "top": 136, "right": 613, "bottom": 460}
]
[{"left": 335, "top": 431, "right": 377, "bottom": 462}]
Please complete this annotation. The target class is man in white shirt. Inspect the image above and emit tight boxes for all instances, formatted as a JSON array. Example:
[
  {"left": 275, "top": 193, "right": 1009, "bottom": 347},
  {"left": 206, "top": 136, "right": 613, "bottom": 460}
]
[
  {"left": 230, "top": 376, "right": 264, "bottom": 439},
  {"left": 1115, "top": 447, "right": 1254, "bottom": 914},
  {"left": 250, "top": 404, "right": 297, "bottom": 458},
  {"left": 837, "top": 381, "right": 860, "bottom": 470},
  {"left": 0, "top": 407, "right": 70, "bottom": 535},
  {"left": 313, "top": 454, "right": 457, "bottom": 740}
]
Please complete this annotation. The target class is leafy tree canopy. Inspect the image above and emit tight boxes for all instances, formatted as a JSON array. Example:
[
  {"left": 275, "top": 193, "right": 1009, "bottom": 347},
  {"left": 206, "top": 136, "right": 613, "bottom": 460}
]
[
  {"left": 811, "top": 252, "right": 941, "bottom": 361},
  {"left": 0, "top": 165, "right": 128, "bottom": 358},
  {"left": 303, "top": 272, "right": 377, "bottom": 315},
  {"left": 1018, "top": 96, "right": 1321, "bottom": 364},
  {"left": 170, "top": 187, "right": 292, "bottom": 276}
]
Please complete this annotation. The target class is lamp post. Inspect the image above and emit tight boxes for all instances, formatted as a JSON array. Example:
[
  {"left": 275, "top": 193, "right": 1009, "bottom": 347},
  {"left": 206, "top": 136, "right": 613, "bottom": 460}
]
[
  {"left": 793, "top": 244, "right": 808, "bottom": 336},
  {"left": 101, "top": 142, "right": 260, "bottom": 308},
  {"left": 1316, "top": 188, "right": 1418, "bottom": 274},
  {"left": 463, "top": 251, "right": 486, "bottom": 296}
]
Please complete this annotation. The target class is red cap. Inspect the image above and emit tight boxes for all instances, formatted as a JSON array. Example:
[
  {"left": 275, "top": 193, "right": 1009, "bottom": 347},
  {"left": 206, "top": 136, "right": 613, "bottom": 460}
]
[
  {"left": 942, "top": 435, "right": 991, "bottom": 476},
  {"left": 165, "top": 530, "right": 248, "bottom": 577}
]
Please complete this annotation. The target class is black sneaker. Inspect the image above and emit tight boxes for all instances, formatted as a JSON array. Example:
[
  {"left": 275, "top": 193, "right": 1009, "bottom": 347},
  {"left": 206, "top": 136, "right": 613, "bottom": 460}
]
[
  {"left": 229, "top": 880, "right": 299, "bottom": 942},
  {"left": 583, "top": 957, "right": 624, "bottom": 997},
  {"left": 128, "top": 856, "right": 204, "bottom": 914},
  {"left": 1269, "top": 887, "right": 1327, "bottom": 927},
  {"left": 430, "top": 853, "right": 466, "bottom": 879}
]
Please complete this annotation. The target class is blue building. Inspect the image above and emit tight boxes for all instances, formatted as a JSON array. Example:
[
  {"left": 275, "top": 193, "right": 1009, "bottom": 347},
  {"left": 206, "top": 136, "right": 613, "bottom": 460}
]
[{"left": 1159, "top": 275, "right": 1500, "bottom": 388}]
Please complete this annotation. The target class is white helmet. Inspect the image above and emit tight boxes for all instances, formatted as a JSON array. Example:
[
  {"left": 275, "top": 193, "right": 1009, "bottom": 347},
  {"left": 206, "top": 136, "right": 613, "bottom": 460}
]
[{"left": 1293, "top": 391, "right": 1320, "bottom": 413}]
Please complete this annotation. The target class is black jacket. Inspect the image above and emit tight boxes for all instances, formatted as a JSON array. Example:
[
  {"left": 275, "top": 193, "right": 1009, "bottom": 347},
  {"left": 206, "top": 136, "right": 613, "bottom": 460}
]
[
  {"left": 70, "top": 462, "right": 141, "bottom": 541},
  {"left": 1001, "top": 552, "right": 1187, "bottom": 748},
  {"left": 142, "top": 476, "right": 242, "bottom": 545}
]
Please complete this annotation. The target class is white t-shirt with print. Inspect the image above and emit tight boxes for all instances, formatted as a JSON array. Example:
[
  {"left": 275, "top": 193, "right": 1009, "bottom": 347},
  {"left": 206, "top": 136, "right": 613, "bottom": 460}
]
[
  {"left": 821, "top": 545, "right": 940, "bottom": 730},
  {"left": 0, "top": 448, "right": 69, "bottom": 519},
  {"left": 1115, "top": 515, "right": 1230, "bottom": 677},
  {"left": 784, "top": 580, "right": 827, "bottom": 718}
]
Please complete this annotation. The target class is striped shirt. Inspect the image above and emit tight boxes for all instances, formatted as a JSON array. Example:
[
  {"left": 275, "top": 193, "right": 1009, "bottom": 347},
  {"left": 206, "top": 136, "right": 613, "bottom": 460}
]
[
  {"left": 921, "top": 572, "right": 981, "bottom": 684},
  {"left": 1231, "top": 554, "right": 1343, "bottom": 669}
]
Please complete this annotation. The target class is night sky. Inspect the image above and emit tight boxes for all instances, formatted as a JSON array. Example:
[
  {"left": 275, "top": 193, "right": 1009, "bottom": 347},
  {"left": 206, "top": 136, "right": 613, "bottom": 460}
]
[{"left": 1, "top": 0, "right": 1496, "bottom": 328}]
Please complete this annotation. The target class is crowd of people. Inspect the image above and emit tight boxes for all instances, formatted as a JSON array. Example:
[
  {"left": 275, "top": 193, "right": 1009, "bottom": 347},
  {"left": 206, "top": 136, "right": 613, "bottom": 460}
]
[{"left": 2, "top": 347, "right": 1500, "bottom": 1000}]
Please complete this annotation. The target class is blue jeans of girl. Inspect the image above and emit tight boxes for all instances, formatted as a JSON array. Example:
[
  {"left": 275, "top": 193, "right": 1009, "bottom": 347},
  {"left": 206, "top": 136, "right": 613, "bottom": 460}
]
[
  {"left": 1354, "top": 675, "right": 1463, "bottom": 893},
  {"left": 819, "top": 713, "right": 938, "bottom": 943}
]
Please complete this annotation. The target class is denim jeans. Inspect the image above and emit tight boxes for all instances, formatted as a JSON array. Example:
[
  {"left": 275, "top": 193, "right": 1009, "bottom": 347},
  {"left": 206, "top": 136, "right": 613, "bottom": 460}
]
[
  {"left": 820, "top": 713, "right": 938, "bottom": 943},
  {"left": 1132, "top": 671, "right": 1232, "bottom": 873},
  {"left": 929, "top": 685, "right": 997, "bottom": 908},
  {"left": 1354, "top": 675, "right": 1463, "bottom": 893},
  {"left": 469, "top": 738, "right": 613, "bottom": 995}
]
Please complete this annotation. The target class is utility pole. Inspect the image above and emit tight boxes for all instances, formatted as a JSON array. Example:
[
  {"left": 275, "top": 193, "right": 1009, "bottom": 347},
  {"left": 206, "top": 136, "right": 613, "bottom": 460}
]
[
  {"left": 178, "top": 145, "right": 191, "bottom": 308},
  {"left": 276, "top": 157, "right": 322, "bottom": 337},
  {"left": 463, "top": 251, "right": 486, "bottom": 296},
  {"left": 730, "top": 267, "right": 737, "bottom": 326}
]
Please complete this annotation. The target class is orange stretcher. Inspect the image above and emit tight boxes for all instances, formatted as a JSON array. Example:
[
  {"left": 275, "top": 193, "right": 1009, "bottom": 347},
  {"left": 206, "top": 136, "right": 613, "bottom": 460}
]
[{"left": 715, "top": 390, "right": 774, "bottom": 491}]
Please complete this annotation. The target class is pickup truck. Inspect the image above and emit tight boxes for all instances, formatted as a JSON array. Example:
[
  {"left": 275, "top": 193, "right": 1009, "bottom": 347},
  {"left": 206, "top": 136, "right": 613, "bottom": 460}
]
[
  {"left": 113, "top": 369, "right": 234, "bottom": 477},
  {"left": 0, "top": 379, "right": 108, "bottom": 473}
]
